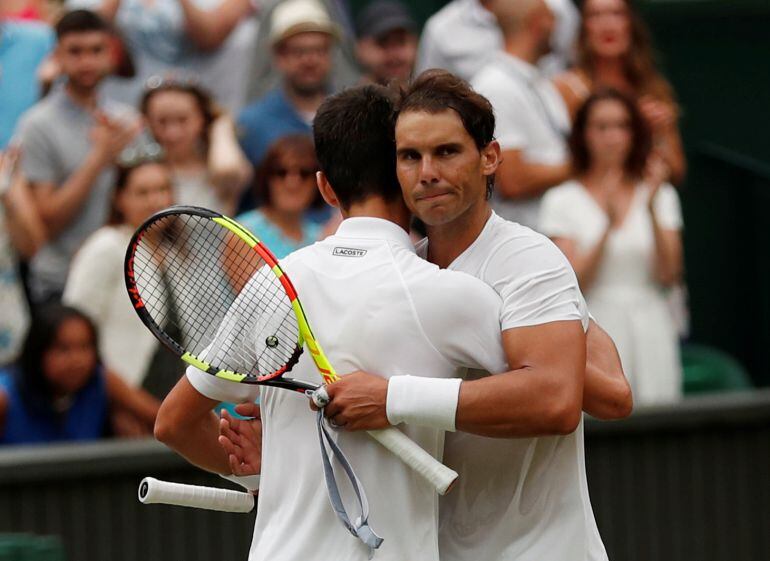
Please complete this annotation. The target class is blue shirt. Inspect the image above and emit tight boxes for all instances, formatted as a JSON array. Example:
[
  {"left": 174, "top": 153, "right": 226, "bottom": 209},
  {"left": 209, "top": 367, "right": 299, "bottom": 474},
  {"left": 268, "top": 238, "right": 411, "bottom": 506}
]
[
  {"left": 0, "top": 367, "right": 109, "bottom": 445},
  {"left": 236, "top": 209, "right": 321, "bottom": 259},
  {"left": 237, "top": 87, "right": 312, "bottom": 168},
  {"left": 0, "top": 20, "right": 55, "bottom": 148}
]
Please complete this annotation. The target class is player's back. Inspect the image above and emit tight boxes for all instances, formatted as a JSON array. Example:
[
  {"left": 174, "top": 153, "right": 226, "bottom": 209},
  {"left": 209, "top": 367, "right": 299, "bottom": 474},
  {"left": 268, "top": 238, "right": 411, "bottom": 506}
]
[{"left": 250, "top": 217, "right": 505, "bottom": 561}]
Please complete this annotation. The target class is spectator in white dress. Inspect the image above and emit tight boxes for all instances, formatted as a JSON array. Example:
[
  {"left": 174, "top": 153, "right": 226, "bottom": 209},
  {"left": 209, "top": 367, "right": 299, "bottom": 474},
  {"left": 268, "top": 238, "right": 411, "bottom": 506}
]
[
  {"left": 63, "top": 158, "right": 174, "bottom": 389},
  {"left": 539, "top": 88, "right": 683, "bottom": 405},
  {"left": 141, "top": 78, "right": 252, "bottom": 216}
]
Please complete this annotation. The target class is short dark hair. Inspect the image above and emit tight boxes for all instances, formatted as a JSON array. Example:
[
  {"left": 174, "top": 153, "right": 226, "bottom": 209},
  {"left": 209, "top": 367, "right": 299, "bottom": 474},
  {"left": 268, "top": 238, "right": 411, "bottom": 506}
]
[
  {"left": 395, "top": 69, "right": 495, "bottom": 150},
  {"left": 253, "top": 134, "right": 322, "bottom": 209},
  {"left": 569, "top": 88, "right": 652, "bottom": 179},
  {"left": 313, "top": 85, "right": 401, "bottom": 208},
  {"left": 55, "top": 9, "right": 111, "bottom": 40}
]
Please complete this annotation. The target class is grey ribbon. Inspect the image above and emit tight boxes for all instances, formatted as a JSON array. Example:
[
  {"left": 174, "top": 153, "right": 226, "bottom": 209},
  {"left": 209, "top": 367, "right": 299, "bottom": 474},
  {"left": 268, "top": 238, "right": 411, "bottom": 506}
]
[{"left": 316, "top": 409, "right": 384, "bottom": 557}]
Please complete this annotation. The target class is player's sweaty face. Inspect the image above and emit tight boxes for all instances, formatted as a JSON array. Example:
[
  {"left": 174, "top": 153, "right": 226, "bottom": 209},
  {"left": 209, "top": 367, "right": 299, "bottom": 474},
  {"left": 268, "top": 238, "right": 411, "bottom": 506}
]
[{"left": 395, "top": 109, "right": 488, "bottom": 227}]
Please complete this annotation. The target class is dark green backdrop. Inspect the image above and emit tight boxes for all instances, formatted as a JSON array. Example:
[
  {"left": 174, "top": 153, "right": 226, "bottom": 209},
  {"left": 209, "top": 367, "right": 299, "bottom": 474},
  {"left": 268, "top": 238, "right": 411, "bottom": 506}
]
[{"left": 350, "top": 0, "right": 770, "bottom": 386}]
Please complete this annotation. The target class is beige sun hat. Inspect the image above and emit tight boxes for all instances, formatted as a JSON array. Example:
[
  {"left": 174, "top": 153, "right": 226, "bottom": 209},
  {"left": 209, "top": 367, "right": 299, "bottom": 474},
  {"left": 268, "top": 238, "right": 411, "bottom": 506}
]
[{"left": 269, "top": 0, "right": 342, "bottom": 47}]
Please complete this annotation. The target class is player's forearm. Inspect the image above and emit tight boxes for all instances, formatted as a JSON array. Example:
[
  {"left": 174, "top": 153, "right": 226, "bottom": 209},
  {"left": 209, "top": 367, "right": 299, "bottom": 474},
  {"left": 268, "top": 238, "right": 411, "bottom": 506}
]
[
  {"left": 155, "top": 406, "right": 232, "bottom": 474},
  {"left": 36, "top": 150, "right": 109, "bottom": 236},
  {"left": 455, "top": 369, "right": 583, "bottom": 438},
  {"left": 582, "top": 320, "right": 632, "bottom": 419},
  {"left": 154, "top": 378, "right": 232, "bottom": 474}
]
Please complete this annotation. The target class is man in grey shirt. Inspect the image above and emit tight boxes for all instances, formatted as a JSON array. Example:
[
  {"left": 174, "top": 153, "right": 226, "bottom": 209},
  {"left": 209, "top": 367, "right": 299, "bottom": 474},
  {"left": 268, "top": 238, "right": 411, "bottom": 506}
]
[{"left": 18, "top": 9, "right": 139, "bottom": 302}]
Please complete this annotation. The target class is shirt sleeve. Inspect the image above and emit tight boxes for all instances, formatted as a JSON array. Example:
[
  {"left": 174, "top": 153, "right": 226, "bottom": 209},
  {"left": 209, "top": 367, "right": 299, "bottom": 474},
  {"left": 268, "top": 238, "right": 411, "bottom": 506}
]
[
  {"left": 652, "top": 183, "right": 683, "bottom": 231},
  {"left": 486, "top": 234, "right": 587, "bottom": 331},
  {"left": 18, "top": 114, "right": 58, "bottom": 184},
  {"left": 186, "top": 365, "right": 260, "bottom": 403},
  {"left": 186, "top": 266, "right": 278, "bottom": 403},
  {"left": 414, "top": 270, "right": 508, "bottom": 375}
]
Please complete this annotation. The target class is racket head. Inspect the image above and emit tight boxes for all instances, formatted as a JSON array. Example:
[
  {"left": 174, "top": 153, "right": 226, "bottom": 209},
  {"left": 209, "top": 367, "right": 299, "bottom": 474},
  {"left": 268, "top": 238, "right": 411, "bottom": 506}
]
[{"left": 124, "top": 205, "right": 309, "bottom": 387}]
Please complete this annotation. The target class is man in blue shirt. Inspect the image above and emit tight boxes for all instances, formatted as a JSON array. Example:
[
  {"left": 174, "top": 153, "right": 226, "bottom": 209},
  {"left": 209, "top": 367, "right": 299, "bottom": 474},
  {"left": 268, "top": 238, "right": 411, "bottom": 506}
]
[
  {"left": 0, "top": 20, "right": 54, "bottom": 148},
  {"left": 237, "top": 0, "right": 338, "bottom": 172}
]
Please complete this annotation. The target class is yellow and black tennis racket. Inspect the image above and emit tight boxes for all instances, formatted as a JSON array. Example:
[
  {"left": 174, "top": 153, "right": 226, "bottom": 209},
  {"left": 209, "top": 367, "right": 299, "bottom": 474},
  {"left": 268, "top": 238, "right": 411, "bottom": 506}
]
[{"left": 125, "top": 206, "right": 458, "bottom": 494}]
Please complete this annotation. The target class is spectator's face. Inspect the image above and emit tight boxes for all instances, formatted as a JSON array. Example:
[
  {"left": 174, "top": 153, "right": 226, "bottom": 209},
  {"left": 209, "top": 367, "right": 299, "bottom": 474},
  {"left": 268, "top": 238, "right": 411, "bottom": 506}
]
[
  {"left": 275, "top": 32, "right": 333, "bottom": 95},
  {"left": 267, "top": 150, "right": 318, "bottom": 214},
  {"left": 145, "top": 91, "right": 206, "bottom": 160},
  {"left": 357, "top": 29, "right": 417, "bottom": 85},
  {"left": 56, "top": 31, "right": 112, "bottom": 90},
  {"left": 583, "top": 0, "right": 631, "bottom": 59},
  {"left": 584, "top": 99, "right": 633, "bottom": 168},
  {"left": 42, "top": 317, "right": 97, "bottom": 397},
  {"left": 395, "top": 109, "right": 499, "bottom": 227},
  {"left": 117, "top": 163, "right": 174, "bottom": 228}
]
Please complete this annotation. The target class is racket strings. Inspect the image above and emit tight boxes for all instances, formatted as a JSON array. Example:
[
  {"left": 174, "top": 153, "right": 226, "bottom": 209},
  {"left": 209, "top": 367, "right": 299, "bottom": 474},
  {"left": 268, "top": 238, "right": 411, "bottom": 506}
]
[{"left": 132, "top": 213, "right": 301, "bottom": 379}]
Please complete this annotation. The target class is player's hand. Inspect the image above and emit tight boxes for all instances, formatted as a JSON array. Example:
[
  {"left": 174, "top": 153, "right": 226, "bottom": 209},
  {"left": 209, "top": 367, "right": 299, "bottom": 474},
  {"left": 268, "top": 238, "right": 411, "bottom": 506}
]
[
  {"left": 218, "top": 404, "right": 262, "bottom": 476},
  {"left": 319, "top": 371, "right": 390, "bottom": 431}
]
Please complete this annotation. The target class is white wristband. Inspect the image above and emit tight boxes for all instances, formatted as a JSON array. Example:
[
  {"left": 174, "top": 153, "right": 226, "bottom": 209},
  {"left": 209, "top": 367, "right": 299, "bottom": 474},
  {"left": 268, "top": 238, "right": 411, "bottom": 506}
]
[
  {"left": 220, "top": 473, "right": 260, "bottom": 493},
  {"left": 386, "top": 376, "right": 462, "bottom": 431}
]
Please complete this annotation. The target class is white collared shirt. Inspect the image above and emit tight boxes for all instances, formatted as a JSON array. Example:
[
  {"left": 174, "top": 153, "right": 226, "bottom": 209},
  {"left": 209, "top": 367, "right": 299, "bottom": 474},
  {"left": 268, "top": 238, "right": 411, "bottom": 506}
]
[
  {"left": 472, "top": 52, "right": 571, "bottom": 229},
  {"left": 418, "top": 212, "right": 607, "bottom": 561},
  {"left": 187, "top": 217, "right": 506, "bottom": 561},
  {"left": 416, "top": 0, "right": 580, "bottom": 81}
]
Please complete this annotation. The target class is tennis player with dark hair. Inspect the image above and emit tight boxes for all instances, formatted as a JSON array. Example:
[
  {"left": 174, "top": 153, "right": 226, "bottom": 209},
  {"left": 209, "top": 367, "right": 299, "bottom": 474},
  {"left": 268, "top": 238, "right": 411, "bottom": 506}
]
[
  {"left": 279, "top": 70, "right": 627, "bottom": 560},
  {"left": 155, "top": 84, "right": 519, "bottom": 560}
]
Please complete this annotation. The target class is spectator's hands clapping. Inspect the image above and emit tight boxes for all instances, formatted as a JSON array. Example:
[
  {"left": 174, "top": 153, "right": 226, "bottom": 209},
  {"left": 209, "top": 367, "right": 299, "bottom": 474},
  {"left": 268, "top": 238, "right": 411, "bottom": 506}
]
[
  {"left": 638, "top": 96, "right": 677, "bottom": 134},
  {"left": 644, "top": 153, "right": 669, "bottom": 211},
  {"left": 90, "top": 111, "right": 142, "bottom": 164}
]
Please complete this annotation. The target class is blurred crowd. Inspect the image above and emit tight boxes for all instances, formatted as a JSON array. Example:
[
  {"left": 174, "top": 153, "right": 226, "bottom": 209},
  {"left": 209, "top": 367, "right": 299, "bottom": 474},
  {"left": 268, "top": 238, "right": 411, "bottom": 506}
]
[{"left": 0, "top": 0, "right": 689, "bottom": 445}]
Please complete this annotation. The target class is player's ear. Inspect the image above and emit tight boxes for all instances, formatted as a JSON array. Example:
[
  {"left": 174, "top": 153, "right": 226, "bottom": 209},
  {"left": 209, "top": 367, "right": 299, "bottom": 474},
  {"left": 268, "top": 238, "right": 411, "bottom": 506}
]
[
  {"left": 316, "top": 171, "right": 340, "bottom": 208},
  {"left": 480, "top": 140, "right": 502, "bottom": 176}
]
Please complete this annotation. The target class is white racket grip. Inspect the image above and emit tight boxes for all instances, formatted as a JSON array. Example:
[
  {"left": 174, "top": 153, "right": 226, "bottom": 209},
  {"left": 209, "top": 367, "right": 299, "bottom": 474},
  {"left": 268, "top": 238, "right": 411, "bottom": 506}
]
[
  {"left": 138, "top": 477, "right": 255, "bottom": 513},
  {"left": 366, "top": 428, "right": 458, "bottom": 495}
]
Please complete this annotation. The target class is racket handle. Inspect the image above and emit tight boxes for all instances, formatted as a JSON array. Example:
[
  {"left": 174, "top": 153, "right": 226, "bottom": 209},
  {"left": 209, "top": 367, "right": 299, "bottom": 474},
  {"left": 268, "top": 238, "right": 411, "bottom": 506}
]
[
  {"left": 138, "top": 477, "right": 255, "bottom": 513},
  {"left": 366, "top": 428, "right": 458, "bottom": 495}
]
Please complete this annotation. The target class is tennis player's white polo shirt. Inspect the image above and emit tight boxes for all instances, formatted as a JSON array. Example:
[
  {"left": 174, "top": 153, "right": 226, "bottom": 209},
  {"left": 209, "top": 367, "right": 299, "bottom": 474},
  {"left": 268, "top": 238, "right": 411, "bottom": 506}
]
[
  {"left": 187, "top": 217, "right": 507, "bottom": 561},
  {"left": 418, "top": 212, "right": 608, "bottom": 561}
]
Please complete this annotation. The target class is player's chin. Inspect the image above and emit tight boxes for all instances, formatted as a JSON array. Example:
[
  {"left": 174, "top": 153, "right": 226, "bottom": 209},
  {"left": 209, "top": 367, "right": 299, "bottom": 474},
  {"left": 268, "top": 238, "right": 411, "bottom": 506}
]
[{"left": 413, "top": 204, "right": 459, "bottom": 227}]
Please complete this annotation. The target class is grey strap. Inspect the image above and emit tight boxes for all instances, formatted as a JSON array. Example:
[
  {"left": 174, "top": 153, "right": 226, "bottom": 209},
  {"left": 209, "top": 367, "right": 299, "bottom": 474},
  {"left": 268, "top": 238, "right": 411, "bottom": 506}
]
[{"left": 316, "top": 409, "right": 384, "bottom": 557}]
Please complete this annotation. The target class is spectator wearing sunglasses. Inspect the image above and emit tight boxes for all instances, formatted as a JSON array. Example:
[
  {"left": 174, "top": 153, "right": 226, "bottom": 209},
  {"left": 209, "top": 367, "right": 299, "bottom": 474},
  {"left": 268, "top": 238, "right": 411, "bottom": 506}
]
[{"left": 236, "top": 134, "right": 323, "bottom": 258}]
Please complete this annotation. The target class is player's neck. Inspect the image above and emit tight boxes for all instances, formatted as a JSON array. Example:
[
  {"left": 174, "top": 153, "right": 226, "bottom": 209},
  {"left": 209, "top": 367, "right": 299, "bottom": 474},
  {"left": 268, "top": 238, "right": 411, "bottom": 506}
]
[
  {"left": 426, "top": 202, "right": 491, "bottom": 268},
  {"left": 345, "top": 196, "right": 411, "bottom": 232}
]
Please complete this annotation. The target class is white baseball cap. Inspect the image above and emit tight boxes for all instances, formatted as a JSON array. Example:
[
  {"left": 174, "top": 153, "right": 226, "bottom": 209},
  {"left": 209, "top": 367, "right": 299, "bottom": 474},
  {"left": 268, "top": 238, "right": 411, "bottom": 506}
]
[{"left": 269, "top": 0, "right": 341, "bottom": 47}]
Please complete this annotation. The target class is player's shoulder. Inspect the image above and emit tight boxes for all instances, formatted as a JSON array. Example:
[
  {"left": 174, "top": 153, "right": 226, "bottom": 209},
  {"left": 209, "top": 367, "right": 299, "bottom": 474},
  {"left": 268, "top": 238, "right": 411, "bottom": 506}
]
[
  {"left": 483, "top": 214, "right": 572, "bottom": 269},
  {"left": 406, "top": 250, "right": 503, "bottom": 310}
]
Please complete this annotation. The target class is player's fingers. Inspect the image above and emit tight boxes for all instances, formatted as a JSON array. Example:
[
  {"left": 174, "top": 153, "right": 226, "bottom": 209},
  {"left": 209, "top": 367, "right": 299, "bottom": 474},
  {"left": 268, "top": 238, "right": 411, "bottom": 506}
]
[
  {"left": 218, "top": 434, "right": 237, "bottom": 457},
  {"left": 234, "top": 402, "right": 261, "bottom": 419}
]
